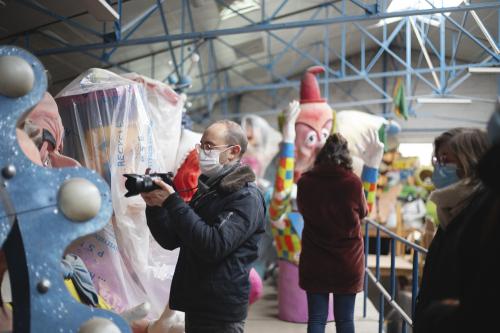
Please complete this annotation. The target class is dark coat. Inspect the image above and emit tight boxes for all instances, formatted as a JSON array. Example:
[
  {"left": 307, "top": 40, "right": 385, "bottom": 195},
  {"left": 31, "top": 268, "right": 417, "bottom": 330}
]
[
  {"left": 416, "top": 145, "right": 500, "bottom": 333},
  {"left": 414, "top": 187, "right": 489, "bottom": 333},
  {"left": 145, "top": 165, "right": 266, "bottom": 322},
  {"left": 456, "top": 191, "right": 500, "bottom": 333},
  {"left": 297, "top": 163, "right": 367, "bottom": 294},
  {"left": 456, "top": 146, "right": 500, "bottom": 332}
]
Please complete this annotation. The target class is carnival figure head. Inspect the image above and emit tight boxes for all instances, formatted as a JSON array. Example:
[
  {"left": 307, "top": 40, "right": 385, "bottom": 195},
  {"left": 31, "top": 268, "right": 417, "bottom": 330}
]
[
  {"left": 294, "top": 66, "right": 334, "bottom": 176},
  {"left": 19, "top": 92, "right": 80, "bottom": 168}
]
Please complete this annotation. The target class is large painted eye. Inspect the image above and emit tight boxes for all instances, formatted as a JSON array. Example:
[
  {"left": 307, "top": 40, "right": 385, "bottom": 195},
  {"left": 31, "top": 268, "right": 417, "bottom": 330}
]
[{"left": 304, "top": 130, "right": 317, "bottom": 147}]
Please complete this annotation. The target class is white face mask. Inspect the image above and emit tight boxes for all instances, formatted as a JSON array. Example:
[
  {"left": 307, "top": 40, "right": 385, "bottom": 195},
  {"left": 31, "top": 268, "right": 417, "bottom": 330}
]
[{"left": 198, "top": 148, "right": 227, "bottom": 177}]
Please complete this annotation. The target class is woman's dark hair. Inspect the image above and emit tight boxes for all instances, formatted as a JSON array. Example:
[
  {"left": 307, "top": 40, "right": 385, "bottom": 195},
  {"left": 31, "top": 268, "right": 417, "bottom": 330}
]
[
  {"left": 315, "top": 133, "right": 353, "bottom": 170},
  {"left": 449, "top": 129, "right": 490, "bottom": 184},
  {"left": 433, "top": 127, "right": 466, "bottom": 157}
]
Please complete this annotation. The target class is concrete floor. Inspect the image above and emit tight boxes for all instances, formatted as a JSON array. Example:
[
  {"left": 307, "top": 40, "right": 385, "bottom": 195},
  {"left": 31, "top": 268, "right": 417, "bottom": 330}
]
[{"left": 246, "top": 284, "right": 379, "bottom": 333}]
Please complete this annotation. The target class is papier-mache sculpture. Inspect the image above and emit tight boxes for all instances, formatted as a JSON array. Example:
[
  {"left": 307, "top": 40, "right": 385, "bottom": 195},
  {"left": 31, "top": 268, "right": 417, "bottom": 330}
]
[
  {"left": 241, "top": 114, "right": 282, "bottom": 190},
  {"left": 0, "top": 46, "right": 130, "bottom": 332},
  {"left": 269, "top": 66, "right": 385, "bottom": 322},
  {"left": 123, "top": 73, "right": 202, "bottom": 204},
  {"left": 240, "top": 115, "right": 283, "bottom": 304},
  {"left": 55, "top": 69, "right": 184, "bottom": 323}
]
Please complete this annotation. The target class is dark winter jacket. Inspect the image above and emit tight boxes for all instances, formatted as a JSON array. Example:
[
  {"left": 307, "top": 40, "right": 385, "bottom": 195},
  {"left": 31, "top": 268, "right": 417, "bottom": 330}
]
[
  {"left": 417, "top": 145, "right": 500, "bottom": 333},
  {"left": 414, "top": 186, "right": 488, "bottom": 333},
  {"left": 297, "top": 163, "right": 367, "bottom": 294},
  {"left": 145, "top": 164, "right": 266, "bottom": 322}
]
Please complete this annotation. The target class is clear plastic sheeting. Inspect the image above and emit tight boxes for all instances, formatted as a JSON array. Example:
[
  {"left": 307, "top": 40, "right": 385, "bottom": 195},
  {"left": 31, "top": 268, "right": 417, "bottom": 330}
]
[
  {"left": 55, "top": 68, "right": 183, "bottom": 319},
  {"left": 123, "top": 73, "right": 183, "bottom": 173},
  {"left": 240, "top": 115, "right": 282, "bottom": 179}
]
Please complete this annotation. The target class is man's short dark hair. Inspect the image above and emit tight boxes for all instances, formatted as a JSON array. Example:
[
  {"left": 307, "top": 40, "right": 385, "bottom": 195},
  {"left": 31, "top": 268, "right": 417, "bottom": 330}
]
[{"left": 214, "top": 120, "right": 248, "bottom": 157}]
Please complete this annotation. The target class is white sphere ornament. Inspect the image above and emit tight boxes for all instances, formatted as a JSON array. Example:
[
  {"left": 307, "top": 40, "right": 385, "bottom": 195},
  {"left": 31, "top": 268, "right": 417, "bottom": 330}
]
[
  {"left": 191, "top": 52, "right": 200, "bottom": 63},
  {"left": 0, "top": 56, "right": 35, "bottom": 97},
  {"left": 58, "top": 178, "right": 101, "bottom": 222},
  {"left": 79, "top": 317, "right": 121, "bottom": 333}
]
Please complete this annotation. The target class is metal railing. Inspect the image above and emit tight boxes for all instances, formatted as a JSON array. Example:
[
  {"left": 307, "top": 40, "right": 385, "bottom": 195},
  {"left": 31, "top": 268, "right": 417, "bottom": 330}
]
[{"left": 363, "top": 219, "right": 428, "bottom": 333}]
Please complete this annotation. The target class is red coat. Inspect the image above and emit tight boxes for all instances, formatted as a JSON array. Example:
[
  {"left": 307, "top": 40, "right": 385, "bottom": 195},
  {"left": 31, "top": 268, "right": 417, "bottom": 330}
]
[{"left": 297, "top": 163, "right": 367, "bottom": 294}]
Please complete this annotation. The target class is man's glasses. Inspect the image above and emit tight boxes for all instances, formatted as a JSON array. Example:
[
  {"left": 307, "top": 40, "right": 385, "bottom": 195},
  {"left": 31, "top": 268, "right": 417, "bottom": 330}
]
[{"left": 195, "top": 142, "right": 231, "bottom": 155}]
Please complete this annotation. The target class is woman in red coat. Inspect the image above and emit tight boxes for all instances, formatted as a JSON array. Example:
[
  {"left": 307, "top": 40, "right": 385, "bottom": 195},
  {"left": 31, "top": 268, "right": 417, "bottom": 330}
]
[{"left": 297, "top": 133, "right": 368, "bottom": 333}]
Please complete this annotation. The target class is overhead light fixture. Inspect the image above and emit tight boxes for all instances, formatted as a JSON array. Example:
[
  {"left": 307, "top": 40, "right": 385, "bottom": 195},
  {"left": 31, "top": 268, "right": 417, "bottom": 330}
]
[
  {"left": 416, "top": 97, "right": 472, "bottom": 104},
  {"left": 81, "top": 0, "right": 119, "bottom": 22},
  {"left": 220, "top": 0, "right": 260, "bottom": 20},
  {"left": 468, "top": 66, "right": 500, "bottom": 73},
  {"left": 41, "top": 30, "right": 69, "bottom": 44}
]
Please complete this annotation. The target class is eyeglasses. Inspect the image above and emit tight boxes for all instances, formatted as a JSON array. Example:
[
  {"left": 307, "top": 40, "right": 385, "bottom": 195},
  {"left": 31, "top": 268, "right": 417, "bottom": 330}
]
[
  {"left": 195, "top": 142, "right": 231, "bottom": 155},
  {"left": 432, "top": 155, "right": 451, "bottom": 166}
]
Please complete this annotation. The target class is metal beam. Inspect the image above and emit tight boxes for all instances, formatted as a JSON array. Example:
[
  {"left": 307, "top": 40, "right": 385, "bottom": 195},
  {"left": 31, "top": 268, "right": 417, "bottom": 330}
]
[
  {"left": 406, "top": 17, "right": 412, "bottom": 111},
  {"left": 353, "top": 21, "right": 438, "bottom": 90},
  {"left": 350, "top": 0, "right": 377, "bottom": 14},
  {"left": 164, "top": 40, "right": 204, "bottom": 82},
  {"left": 439, "top": 13, "right": 446, "bottom": 94},
  {"left": 423, "top": 0, "right": 500, "bottom": 61},
  {"left": 214, "top": 0, "right": 339, "bottom": 78},
  {"left": 114, "top": 0, "right": 122, "bottom": 41},
  {"left": 365, "top": 19, "right": 406, "bottom": 73},
  {"left": 185, "top": 0, "right": 210, "bottom": 111},
  {"left": 156, "top": 0, "right": 181, "bottom": 80},
  {"left": 268, "top": 0, "right": 290, "bottom": 21},
  {"left": 470, "top": 10, "right": 500, "bottom": 54},
  {"left": 267, "top": 7, "right": 323, "bottom": 68},
  {"left": 33, "top": 2, "right": 500, "bottom": 56},
  {"left": 187, "top": 60, "right": 500, "bottom": 96},
  {"left": 447, "top": 11, "right": 468, "bottom": 83},
  {"left": 216, "top": 38, "right": 293, "bottom": 86},
  {"left": 37, "top": 30, "right": 131, "bottom": 74},
  {"left": 329, "top": 45, "right": 391, "bottom": 99},
  {"left": 410, "top": 18, "right": 441, "bottom": 90},
  {"left": 17, "top": 0, "right": 103, "bottom": 39},
  {"left": 102, "top": 0, "right": 165, "bottom": 60}
]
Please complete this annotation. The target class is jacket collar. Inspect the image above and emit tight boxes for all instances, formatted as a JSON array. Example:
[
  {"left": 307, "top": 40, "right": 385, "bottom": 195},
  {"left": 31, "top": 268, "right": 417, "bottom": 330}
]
[
  {"left": 218, "top": 164, "right": 256, "bottom": 193},
  {"left": 307, "top": 162, "right": 353, "bottom": 177},
  {"left": 194, "top": 163, "right": 256, "bottom": 203}
]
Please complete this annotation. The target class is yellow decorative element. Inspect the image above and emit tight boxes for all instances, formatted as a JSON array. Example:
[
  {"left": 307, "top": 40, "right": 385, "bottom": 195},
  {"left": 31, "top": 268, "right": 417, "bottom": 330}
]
[
  {"left": 367, "top": 191, "right": 376, "bottom": 204},
  {"left": 393, "top": 157, "right": 419, "bottom": 170},
  {"left": 331, "top": 110, "right": 337, "bottom": 134}
]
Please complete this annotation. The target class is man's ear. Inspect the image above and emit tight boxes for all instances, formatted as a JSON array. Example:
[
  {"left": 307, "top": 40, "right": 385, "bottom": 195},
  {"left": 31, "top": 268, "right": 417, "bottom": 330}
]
[{"left": 231, "top": 145, "right": 242, "bottom": 157}]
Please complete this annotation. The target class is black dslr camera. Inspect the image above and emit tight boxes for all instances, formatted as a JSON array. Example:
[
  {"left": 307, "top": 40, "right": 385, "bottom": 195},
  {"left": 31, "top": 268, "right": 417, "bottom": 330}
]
[{"left": 123, "top": 172, "right": 175, "bottom": 197}]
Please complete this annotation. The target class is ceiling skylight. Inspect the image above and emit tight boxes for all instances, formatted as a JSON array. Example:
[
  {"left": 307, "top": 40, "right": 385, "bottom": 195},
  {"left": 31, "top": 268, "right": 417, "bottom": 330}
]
[
  {"left": 220, "top": 0, "right": 261, "bottom": 20},
  {"left": 381, "top": 0, "right": 465, "bottom": 26}
]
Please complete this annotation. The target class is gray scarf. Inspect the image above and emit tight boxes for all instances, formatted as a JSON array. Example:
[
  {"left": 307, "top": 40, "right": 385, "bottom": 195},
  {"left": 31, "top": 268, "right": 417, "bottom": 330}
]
[{"left": 429, "top": 179, "right": 482, "bottom": 229}]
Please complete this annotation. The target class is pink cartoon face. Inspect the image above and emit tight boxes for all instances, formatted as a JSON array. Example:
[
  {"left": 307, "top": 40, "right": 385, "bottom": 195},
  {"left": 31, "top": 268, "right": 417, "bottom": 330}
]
[{"left": 294, "top": 119, "right": 332, "bottom": 174}]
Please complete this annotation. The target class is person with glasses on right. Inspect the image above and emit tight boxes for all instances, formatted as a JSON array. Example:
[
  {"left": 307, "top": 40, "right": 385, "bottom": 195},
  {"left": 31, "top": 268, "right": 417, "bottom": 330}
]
[{"left": 414, "top": 127, "right": 490, "bottom": 333}]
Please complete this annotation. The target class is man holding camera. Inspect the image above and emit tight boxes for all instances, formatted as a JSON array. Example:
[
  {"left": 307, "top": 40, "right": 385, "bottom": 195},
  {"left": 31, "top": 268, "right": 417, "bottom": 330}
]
[{"left": 141, "top": 120, "right": 266, "bottom": 333}]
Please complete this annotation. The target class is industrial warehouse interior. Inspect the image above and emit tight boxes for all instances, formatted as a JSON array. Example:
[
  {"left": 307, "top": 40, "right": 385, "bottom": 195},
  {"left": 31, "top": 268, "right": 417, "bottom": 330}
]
[{"left": 1, "top": 1, "right": 499, "bottom": 332}]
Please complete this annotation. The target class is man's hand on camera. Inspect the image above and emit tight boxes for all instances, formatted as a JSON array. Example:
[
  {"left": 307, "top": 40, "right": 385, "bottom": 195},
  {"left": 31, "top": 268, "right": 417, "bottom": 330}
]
[{"left": 140, "top": 179, "right": 176, "bottom": 207}]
